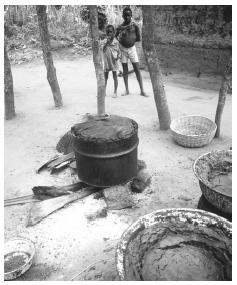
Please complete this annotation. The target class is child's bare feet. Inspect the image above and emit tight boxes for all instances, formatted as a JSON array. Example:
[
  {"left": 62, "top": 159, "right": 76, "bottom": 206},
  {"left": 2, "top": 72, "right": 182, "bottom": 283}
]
[
  {"left": 122, "top": 90, "right": 130, "bottom": 96},
  {"left": 112, "top": 93, "right": 118, "bottom": 98},
  {"left": 140, "top": 91, "right": 149, "bottom": 97}
]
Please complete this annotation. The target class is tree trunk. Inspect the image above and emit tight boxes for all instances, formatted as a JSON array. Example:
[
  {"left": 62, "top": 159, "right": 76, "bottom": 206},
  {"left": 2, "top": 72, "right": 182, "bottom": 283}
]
[
  {"left": 142, "top": 6, "right": 171, "bottom": 130},
  {"left": 215, "top": 57, "right": 232, "bottom": 138},
  {"left": 89, "top": 5, "right": 105, "bottom": 116},
  {"left": 36, "top": 5, "right": 63, "bottom": 108},
  {"left": 4, "top": 43, "right": 15, "bottom": 120}
]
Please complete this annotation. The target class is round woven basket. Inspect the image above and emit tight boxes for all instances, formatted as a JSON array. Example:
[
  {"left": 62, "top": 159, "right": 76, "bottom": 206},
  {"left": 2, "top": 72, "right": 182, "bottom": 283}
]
[{"left": 170, "top": 115, "right": 217, "bottom": 148}]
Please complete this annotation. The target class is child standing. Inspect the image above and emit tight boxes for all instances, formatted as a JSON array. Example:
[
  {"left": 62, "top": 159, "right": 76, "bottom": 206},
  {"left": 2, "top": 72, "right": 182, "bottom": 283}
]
[
  {"left": 115, "top": 7, "right": 148, "bottom": 97},
  {"left": 102, "top": 25, "right": 120, "bottom": 98}
]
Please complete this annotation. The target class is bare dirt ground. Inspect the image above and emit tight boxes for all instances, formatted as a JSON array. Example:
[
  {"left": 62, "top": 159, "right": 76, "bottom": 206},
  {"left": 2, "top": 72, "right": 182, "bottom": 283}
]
[{"left": 4, "top": 51, "right": 232, "bottom": 281}]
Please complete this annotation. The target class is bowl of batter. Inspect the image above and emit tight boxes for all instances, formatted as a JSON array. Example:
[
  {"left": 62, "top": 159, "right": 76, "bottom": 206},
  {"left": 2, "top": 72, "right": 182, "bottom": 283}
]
[
  {"left": 116, "top": 208, "right": 232, "bottom": 281},
  {"left": 193, "top": 150, "right": 232, "bottom": 214}
]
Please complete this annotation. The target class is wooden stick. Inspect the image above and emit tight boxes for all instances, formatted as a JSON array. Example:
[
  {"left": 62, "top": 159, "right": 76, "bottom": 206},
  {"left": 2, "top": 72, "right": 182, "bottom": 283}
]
[
  {"left": 70, "top": 257, "right": 113, "bottom": 281},
  {"left": 27, "top": 186, "right": 99, "bottom": 227},
  {"left": 47, "top": 152, "right": 74, "bottom": 169},
  {"left": 36, "top": 152, "right": 75, "bottom": 173},
  {"left": 5, "top": 182, "right": 89, "bottom": 206},
  {"left": 4, "top": 197, "right": 39, "bottom": 207},
  {"left": 32, "top": 181, "right": 87, "bottom": 197},
  {"left": 5, "top": 194, "right": 34, "bottom": 203},
  {"left": 36, "top": 154, "right": 60, "bottom": 173}
]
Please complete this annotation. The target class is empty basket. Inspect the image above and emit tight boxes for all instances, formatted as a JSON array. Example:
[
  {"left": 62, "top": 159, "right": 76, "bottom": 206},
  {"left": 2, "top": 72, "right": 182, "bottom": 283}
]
[{"left": 170, "top": 115, "right": 217, "bottom": 148}]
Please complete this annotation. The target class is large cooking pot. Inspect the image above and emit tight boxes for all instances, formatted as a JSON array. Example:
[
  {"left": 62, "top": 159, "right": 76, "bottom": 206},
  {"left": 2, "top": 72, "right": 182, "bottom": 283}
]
[{"left": 71, "top": 115, "right": 139, "bottom": 187}]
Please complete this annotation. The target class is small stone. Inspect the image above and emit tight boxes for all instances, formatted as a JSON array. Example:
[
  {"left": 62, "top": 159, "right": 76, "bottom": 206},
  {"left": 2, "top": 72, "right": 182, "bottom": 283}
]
[
  {"left": 103, "top": 246, "right": 114, "bottom": 253},
  {"left": 86, "top": 207, "right": 108, "bottom": 222},
  {"left": 103, "top": 185, "right": 135, "bottom": 210},
  {"left": 131, "top": 169, "right": 152, "bottom": 193},
  {"left": 103, "top": 237, "right": 110, "bottom": 241},
  {"left": 93, "top": 191, "right": 104, "bottom": 200},
  {"left": 137, "top": 159, "right": 147, "bottom": 171},
  {"left": 95, "top": 273, "right": 102, "bottom": 279},
  {"left": 178, "top": 195, "right": 192, "bottom": 201},
  {"left": 97, "top": 207, "right": 108, "bottom": 218}
]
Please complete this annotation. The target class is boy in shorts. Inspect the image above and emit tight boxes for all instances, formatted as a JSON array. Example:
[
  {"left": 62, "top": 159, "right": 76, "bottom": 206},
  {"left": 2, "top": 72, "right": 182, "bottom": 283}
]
[{"left": 115, "top": 7, "right": 148, "bottom": 97}]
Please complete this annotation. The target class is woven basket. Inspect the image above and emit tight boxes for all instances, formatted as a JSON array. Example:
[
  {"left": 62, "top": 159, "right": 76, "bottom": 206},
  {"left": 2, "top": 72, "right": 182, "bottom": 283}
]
[{"left": 170, "top": 115, "right": 217, "bottom": 148}]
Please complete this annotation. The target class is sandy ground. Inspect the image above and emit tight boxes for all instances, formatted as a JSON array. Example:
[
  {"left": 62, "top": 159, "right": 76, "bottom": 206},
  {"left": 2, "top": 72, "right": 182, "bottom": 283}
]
[{"left": 4, "top": 53, "right": 232, "bottom": 281}]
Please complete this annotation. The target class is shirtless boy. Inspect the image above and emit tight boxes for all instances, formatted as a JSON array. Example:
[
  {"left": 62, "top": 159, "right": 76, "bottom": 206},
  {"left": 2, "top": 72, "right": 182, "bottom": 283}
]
[{"left": 115, "top": 7, "right": 148, "bottom": 97}]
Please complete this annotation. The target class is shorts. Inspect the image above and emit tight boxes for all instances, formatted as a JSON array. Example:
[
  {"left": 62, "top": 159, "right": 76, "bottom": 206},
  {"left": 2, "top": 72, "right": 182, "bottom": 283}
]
[{"left": 119, "top": 44, "right": 139, "bottom": 64}]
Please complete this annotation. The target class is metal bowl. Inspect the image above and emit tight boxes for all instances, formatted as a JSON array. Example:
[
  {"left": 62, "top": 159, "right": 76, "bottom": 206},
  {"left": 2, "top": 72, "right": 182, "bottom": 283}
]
[
  {"left": 116, "top": 208, "right": 232, "bottom": 281},
  {"left": 193, "top": 150, "right": 232, "bottom": 214},
  {"left": 4, "top": 237, "right": 35, "bottom": 280}
]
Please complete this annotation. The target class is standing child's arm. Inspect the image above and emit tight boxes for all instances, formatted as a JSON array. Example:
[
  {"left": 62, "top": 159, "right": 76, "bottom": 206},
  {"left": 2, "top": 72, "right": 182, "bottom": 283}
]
[
  {"left": 103, "top": 38, "right": 112, "bottom": 52},
  {"left": 115, "top": 26, "right": 120, "bottom": 40},
  {"left": 103, "top": 41, "right": 108, "bottom": 52},
  {"left": 134, "top": 24, "right": 141, "bottom": 42},
  {"left": 116, "top": 43, "right": 121, "bottom": 60}
]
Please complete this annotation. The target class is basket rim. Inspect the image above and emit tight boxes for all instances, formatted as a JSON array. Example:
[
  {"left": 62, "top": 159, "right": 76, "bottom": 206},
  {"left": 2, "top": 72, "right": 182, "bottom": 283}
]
[
  {"left": 170, "top": 115, "right": 217, "bottom": 137},
  {"left": 193, "top": 150, "right": 232, "bottom": 198}
]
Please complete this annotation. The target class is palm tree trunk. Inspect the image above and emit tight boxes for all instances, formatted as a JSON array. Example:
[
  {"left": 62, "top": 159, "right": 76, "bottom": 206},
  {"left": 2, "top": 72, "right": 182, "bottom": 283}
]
[
  {"left": 36, "top": 5, "right": 63, "bottom": 108},
  {"left": 4, "top": 43, "right": 15, "bottom": 120},
  {"left": 89, "top": 5, "right": 105, "bottom": 116},
  {"left": 142, "top": 6, "right": 171, "bottom": 130},
  {"left": 215, "top": 57, "right": 232, "bottom": 138}
]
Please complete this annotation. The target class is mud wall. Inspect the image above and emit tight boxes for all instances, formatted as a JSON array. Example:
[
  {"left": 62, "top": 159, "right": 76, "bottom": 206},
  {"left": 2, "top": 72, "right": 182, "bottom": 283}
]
[{"left": 137, "top": 5, "right": 232, "bottom": 75}]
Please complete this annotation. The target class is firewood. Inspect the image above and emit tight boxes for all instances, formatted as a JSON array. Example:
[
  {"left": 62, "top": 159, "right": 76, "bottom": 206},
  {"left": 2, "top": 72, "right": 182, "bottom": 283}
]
[{"left": 27, "top": 186, "right": 99, "bottom": 226}]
